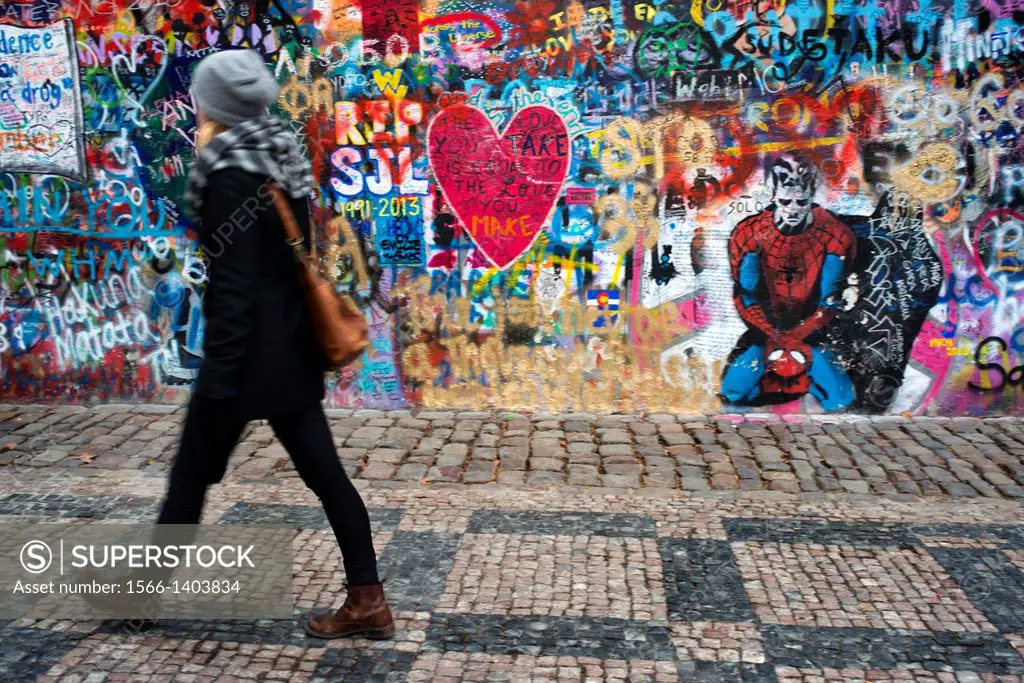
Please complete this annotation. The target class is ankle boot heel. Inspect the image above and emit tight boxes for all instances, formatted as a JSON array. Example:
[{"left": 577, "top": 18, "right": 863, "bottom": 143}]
[
  {"left": 364, "top": 623, "right": 396, "bottom": 639},
  {"left": 305, "top": 582, "right": 394, "bottom": 640}
]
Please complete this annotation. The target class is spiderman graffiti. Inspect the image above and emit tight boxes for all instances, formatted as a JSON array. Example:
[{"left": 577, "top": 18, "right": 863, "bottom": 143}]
[{"left": 721, "top": 154, "right": 858, "bottom": 411}]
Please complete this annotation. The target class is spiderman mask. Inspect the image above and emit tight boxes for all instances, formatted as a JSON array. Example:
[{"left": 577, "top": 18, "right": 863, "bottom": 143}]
[{"left": 763, "top": 339, "right": 812, "bottom": 396}]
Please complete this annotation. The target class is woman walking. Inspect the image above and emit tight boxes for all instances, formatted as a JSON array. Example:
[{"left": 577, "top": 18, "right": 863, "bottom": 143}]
[{"left": 161, "top": 49, "right": 391, "bottom": 639}]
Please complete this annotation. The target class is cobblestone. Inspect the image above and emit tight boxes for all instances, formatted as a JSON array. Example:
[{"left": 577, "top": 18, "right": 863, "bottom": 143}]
[
  {"left": 2, "top": 406, "right": 1024, "bottom": 679},
  {"left": 0, "top": 434, "right": 1021, "bottom": 680}
]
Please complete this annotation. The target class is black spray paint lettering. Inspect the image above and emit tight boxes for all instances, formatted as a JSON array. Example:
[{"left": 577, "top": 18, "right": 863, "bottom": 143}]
[{"left": 969, "top": 336, "right": 1024, "bottom": 392}]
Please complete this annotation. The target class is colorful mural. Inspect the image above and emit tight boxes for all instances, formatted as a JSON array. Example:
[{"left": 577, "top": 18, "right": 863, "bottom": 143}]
[{"left": 1, "top": 0, "right": 1023, "bottom": 415}]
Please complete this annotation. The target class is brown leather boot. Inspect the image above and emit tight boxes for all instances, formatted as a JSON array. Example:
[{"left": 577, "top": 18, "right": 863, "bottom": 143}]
[{"left": 305, "top": 582, "right": 395, "bottom": 640}]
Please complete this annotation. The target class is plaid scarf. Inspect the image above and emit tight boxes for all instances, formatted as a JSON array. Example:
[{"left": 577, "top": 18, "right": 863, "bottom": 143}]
[{"left": 184, "top": 116, "right": 314, "bottom": 219}]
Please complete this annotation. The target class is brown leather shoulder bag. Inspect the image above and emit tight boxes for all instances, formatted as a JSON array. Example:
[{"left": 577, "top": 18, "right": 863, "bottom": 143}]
[{"left": 267, "top": 182, "right": 369, "bottom": 368}]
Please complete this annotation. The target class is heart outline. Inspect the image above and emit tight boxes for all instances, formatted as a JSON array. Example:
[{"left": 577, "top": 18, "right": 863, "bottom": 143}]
[
  {"left": 111, "top": 35, "right": 168, "bottom": 112},
  {"left": 427, "top": 103, "right": 571, "bottom": 270}
]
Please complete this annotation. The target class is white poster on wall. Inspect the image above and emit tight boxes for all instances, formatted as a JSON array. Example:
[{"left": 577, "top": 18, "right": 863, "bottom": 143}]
[{"left": 0, "top": 19, "right": 86, "bottom": 181}]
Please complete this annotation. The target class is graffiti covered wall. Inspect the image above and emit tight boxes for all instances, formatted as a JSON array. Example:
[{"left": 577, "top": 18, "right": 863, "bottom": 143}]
[{"left": 1, "top": 0, "right": 1023, "bottom": 415}]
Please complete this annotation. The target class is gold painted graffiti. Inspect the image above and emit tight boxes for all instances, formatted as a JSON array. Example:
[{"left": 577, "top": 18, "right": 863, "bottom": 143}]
[
  {"left": 394, "top": 277, "right": 721, "bottom": 412},
  {"left": 322, "top": 214, "right": 368, "bottom": 290},
  {"left": 278, "top": 73, "right": 333, "bottom": 119},
  {"left": 595, "top": 180, "right": 660, "bottom": 252},
  {"left": 891, "top": 142, "right": 965, "bottom": 203}
]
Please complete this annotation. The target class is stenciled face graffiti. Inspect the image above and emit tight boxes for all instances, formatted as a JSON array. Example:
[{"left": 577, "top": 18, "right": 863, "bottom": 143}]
[
  {"left": 722, "top": 154, "right": 860, "bottom": 411},
  {"left": 0, "top": 0, "right": 1022, "bottom": 416}
]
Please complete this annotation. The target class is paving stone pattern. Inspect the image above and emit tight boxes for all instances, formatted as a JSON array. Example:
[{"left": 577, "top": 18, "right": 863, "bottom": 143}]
[
  {"left": 3, "top": 405, "right": 1024, "bottom": 499},
  {"left": 0, "top": 458, "right": 1022, "bottom": 682}
]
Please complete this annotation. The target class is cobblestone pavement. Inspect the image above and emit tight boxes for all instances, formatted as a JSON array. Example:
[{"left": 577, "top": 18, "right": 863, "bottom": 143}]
[
  {"left": 2, "top": 404, "right": 1024, "bottom": 499},
  {"left": 0, "top": 404, "right": 1022, "bottom": 682}
]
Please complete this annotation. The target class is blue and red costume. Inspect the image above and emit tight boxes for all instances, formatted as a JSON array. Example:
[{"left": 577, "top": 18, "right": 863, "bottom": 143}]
[{"left": 721, "top": 206, "right": 857, "bottom": 410}]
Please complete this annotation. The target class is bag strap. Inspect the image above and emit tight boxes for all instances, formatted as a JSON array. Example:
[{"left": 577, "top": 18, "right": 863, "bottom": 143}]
[{"left": 267, "top": 181, "right": 311, "bottom": 263}]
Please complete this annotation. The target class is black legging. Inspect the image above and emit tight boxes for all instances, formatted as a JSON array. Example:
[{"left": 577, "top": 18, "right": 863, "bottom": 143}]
[{"left": 155, "top": 394, "right": 379, "bottom": 586}]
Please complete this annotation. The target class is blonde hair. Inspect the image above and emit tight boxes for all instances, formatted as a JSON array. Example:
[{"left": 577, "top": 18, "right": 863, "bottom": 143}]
[{"left": 195, "top": 119, "right": 230, "bottom": 151}]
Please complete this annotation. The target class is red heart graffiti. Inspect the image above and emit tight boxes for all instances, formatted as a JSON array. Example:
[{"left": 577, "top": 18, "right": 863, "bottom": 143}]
[{"left": 428, "top": 104, "right": 570, "bottom": 270}]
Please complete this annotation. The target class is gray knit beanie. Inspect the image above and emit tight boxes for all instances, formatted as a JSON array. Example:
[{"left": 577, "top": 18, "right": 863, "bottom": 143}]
[{"left": 190, "top": 50, "right": 279, "bottom": 126}]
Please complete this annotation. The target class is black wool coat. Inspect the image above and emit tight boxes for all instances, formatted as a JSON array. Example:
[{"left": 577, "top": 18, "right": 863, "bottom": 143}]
[{"left": 193, "top": 167, "right": 326, "bottom": 419}]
